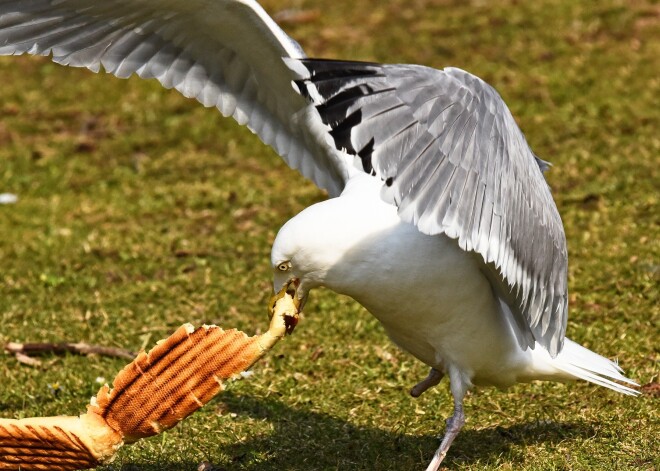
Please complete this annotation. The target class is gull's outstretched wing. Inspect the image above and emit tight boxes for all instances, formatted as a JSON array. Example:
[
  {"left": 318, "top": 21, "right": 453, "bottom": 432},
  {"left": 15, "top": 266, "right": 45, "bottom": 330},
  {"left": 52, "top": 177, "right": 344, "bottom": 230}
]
[
  {"left": 0, "top": 0, "right": 349, "bottom": 195},
  {"left": 289, "top": 59, "right": 568, "bottom": 356}
]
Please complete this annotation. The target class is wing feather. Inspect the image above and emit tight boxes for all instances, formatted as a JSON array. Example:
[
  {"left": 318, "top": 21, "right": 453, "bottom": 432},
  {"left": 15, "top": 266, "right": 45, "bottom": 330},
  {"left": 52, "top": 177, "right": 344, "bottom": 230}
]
[
  {"left": 0, "top": 0, "right": 351, "bottom": 195},
  {"left": 289, "top": 58, "right": 568, "bottom": 356}
]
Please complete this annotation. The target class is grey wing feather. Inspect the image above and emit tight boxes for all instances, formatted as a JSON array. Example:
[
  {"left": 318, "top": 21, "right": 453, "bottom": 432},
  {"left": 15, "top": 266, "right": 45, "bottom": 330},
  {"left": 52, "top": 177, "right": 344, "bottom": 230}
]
[
  {"left": 289, "top": 59, "right": 568, "bottom": 356},
  {"left": 0, "top": 0, "right": 350, "bottom": 196}
]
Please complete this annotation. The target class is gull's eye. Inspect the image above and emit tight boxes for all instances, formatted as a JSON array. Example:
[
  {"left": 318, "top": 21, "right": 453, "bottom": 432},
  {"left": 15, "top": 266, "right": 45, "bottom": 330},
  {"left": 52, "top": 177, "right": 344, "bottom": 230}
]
[{"left": 277, "top": 261, "right": 291, "bottom": 271}]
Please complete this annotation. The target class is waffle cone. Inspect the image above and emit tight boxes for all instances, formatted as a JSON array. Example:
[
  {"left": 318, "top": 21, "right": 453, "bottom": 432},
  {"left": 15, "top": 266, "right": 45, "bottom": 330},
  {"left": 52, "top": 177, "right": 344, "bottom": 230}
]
[
  {"left": 0, "top": 415, "right": 118, "bottom": 471},
  {"left": 0, "top": 287, "right": 299, "bottom": 471}
]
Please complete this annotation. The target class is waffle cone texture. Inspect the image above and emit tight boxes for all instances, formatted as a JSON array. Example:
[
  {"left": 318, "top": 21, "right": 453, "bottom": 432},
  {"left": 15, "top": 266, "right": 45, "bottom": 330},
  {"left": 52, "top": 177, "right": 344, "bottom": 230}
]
[{"left": 0, "top": 289, "right": 299, "bottom": 470}]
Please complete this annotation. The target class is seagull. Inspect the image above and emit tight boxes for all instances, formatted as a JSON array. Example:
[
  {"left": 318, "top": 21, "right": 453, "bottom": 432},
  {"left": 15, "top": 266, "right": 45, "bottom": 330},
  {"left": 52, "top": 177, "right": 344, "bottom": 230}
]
[{"left": 0, "top": 1, "right": 638, "bottom": 469}]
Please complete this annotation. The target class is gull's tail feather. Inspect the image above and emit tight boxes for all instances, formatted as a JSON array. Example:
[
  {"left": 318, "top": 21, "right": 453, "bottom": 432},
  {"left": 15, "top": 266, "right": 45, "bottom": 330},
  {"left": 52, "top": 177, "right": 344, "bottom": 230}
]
[{"left": 551, "top": 339, "right": 639, "bottom": 396}]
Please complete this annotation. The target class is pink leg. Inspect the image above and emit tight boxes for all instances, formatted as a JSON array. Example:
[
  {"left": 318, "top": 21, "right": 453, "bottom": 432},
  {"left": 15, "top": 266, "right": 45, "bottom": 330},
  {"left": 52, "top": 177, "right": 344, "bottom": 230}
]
[
  {"left": 410, "top": 368, "right": 443, "bottom": 398},
  {"left": 424, "top": 402, "right": 465, "bottom": 471},
  {"left": 424, "top": 368, "right": 468, "bottom": 471}
]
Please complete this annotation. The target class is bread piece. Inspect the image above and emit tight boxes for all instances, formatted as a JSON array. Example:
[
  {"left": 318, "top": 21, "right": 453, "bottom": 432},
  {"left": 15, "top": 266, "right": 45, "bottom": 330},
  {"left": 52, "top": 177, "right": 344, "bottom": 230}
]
[{"left": 0, "top": 287, "right": 299, "bottom": 471}]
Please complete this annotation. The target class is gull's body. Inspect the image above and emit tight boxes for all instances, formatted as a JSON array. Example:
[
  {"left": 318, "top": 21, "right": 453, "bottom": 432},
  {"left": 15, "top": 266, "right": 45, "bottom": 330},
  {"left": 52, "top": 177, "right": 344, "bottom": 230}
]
[
  {"left": 273, "top": 173, "right": 632, "bottom": 391},
  {"left": 0, "top": 0, "right": 637, "bottom": 468},
  {"left": 275, "top": 174, "right": 527, "bottom": 387}
]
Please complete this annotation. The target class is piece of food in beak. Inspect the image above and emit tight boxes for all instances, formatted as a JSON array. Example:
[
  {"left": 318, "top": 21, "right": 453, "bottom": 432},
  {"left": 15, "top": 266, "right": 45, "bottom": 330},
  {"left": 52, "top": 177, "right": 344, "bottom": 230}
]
[{"left": 267, "top": 280, "right": 301, "bottom": 337}]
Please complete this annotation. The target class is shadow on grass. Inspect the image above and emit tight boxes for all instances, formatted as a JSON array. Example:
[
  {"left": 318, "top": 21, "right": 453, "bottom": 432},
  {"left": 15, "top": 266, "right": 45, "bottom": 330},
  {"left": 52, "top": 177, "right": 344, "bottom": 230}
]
[
  {"left": 109, "top": 392, "right": 592, "bottom": 470},
  {"left": 220, "top": 393, "right": 594, "bottom": 470}
]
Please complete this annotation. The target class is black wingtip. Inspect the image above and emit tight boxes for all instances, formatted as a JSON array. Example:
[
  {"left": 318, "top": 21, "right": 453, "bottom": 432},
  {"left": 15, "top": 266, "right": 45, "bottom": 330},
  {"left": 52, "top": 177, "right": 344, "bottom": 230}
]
[{"left": 298, "top": 58, "right": 383, "bottom": 82}]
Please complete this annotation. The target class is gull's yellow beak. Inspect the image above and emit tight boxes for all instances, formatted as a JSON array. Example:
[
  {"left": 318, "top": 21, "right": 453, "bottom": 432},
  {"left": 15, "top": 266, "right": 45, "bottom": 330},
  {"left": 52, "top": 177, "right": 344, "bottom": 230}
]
[{"left": 268, "top": 279, "right": 301, "bottom": 335}]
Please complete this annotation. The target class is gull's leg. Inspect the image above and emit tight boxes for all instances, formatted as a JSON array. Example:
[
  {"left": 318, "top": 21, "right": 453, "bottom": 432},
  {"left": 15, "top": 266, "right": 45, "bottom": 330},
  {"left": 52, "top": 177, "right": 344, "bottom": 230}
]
[
  {"left": 410, "top": 368, "right": 443, "bottom": 398},
  {"left": 424, "top": 368, "right": 469, "bottom": 471}
]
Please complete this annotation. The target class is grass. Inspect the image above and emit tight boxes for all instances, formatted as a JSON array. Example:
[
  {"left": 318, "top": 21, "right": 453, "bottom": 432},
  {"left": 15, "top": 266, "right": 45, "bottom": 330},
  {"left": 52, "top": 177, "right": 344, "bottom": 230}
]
[{"left": 0, "top": 0, "right": 658, "bottom": 469}]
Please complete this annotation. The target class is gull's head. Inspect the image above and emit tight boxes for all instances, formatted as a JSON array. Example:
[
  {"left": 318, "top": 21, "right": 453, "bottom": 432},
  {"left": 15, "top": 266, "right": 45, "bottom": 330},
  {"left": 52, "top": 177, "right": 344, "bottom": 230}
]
[
  {"left": 270, "top": 202, "right": 350, "bottom": 309},
  {"left": 270, "top": 185, "right": 396, "bottom": 309}
]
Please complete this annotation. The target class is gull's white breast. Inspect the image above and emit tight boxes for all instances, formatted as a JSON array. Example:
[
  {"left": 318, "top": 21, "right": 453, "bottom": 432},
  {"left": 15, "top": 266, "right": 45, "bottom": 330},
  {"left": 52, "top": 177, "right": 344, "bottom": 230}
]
[{"left": 306, "top": 175, "right": 533, "bottom": 387}]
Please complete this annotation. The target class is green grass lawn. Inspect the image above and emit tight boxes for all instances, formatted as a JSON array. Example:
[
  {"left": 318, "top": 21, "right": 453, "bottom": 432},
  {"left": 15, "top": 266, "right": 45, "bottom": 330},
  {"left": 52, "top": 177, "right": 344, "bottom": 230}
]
[{"left": 0, "top": 0, "right": 658, "bottom": 469}]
